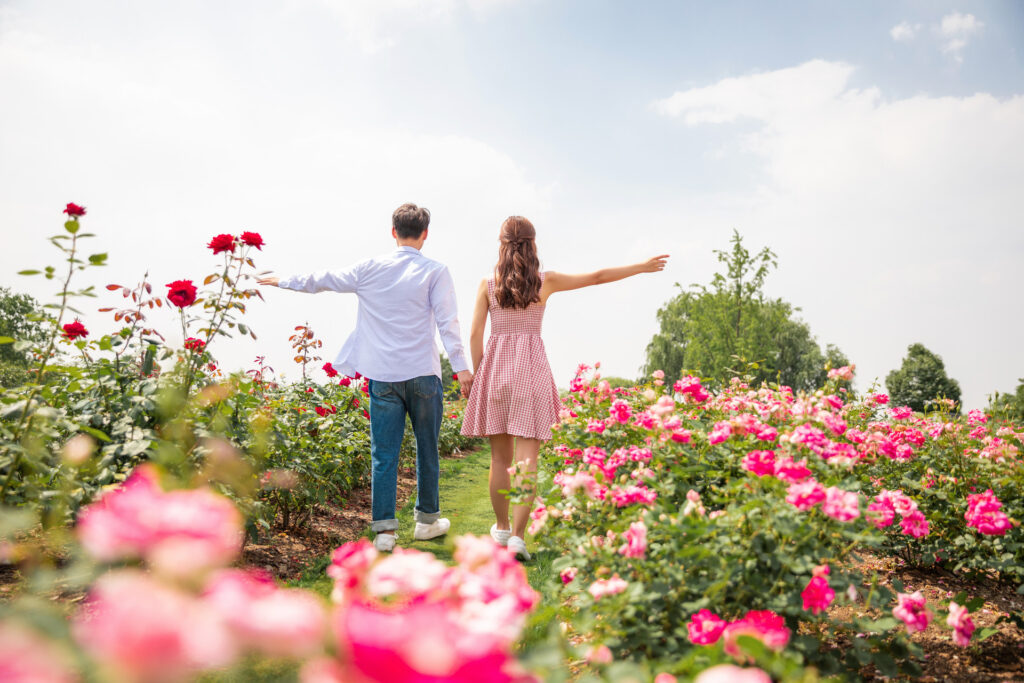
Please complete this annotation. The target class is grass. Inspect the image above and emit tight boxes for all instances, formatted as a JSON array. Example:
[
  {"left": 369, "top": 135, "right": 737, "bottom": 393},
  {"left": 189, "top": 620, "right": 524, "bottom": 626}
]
[{"left": 293, "top": 443, "right": 562, "bottom": 647}]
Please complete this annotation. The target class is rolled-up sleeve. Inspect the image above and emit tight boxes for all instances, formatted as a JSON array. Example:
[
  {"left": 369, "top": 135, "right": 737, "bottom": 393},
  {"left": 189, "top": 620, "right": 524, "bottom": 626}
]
[
  {"left": 279, "top": 263, "right": 361, "bottom": 294},
  {"left": 429, "top": 267, "right": 470, "bottom": 373}
]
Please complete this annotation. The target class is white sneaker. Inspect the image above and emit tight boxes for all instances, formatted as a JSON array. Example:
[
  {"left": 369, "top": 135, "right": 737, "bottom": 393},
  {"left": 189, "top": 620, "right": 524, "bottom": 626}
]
[
  {"left": 373, "top": 532, "right": 396, "bottom": 552},
  {"left": 413, "top": 517, "right": 451, "bottom": 540},
  {"left": 490, "top": 523, "right": 511, "bottom": 547},
  {"left": 507, "top": 535, "right": 530, "bottom": 561}
]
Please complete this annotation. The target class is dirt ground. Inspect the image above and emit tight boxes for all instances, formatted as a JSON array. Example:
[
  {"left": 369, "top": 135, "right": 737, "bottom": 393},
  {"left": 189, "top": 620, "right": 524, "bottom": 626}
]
[
  {"left": 834, "top": 553, "right": 1024, "bottom": 682},
  {"left": 240, "top": 463, "right": 418, "bottom": 581}
]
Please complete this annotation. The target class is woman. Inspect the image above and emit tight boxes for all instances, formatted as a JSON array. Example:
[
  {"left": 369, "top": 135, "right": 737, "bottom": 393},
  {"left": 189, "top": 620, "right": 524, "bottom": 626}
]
[{"left": 460, "top": 216, "right": 668, "bottom": 560}]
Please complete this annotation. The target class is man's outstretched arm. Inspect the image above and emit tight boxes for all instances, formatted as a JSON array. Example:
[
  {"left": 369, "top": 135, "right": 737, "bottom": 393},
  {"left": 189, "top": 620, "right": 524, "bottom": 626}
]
[{"left": 258, "top": 264, "right": 360, "bottom": 293}]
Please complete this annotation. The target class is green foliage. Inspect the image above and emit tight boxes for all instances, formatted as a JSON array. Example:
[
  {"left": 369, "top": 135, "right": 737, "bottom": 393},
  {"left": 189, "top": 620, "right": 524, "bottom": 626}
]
[
  {"left": 989, "top": 378, "right": 1024, "bottom": 422},
  {"left": 885, "top": 343, "right": 962, "bottom": 412},
  {"left": 440, "top": 353, "right": 460, "bottom": 400},
  {"left": 0, "top": 287, "right": 48, "bottom": 386},
  {"left": 644, "top": 231, "right": 847, "bottom": 392}
]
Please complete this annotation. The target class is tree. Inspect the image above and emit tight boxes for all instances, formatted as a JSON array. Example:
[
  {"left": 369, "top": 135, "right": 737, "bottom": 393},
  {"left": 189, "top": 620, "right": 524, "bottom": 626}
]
[
  {"left": 644, "top": 231, "right": 847, "bottom": 392},
  {"left": 0, "top": 287, "right": 47, "bottom": 387},
  {"left": 885, "top": 343, "right": 962, "bottom": 413}
]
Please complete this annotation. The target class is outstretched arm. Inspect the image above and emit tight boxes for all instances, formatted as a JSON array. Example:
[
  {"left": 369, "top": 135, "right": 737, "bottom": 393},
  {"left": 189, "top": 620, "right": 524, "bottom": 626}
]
[
  {"left": 258, "top": 264, "right": 361, "bottom": 293},
  {"left": 544, "top": 254, "right": 669, "bottom": 298}
]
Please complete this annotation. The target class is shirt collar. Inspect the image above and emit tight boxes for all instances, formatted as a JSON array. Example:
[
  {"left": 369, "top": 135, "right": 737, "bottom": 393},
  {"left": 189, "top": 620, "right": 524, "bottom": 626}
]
[{"left": 396, "top": 246, "right": 421, "bottom": 254}]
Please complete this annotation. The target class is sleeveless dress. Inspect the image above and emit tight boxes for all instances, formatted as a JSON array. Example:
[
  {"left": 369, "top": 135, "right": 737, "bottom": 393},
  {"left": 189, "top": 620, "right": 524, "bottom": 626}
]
[{"left": 460, "top": 273, "right": 563, "bottom": 441}]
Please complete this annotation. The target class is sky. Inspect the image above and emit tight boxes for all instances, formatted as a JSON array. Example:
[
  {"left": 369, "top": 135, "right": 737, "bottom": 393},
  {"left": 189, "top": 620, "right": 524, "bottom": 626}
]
[{"left": 1, "top": 0, "right": 1022, "bottom": 407}]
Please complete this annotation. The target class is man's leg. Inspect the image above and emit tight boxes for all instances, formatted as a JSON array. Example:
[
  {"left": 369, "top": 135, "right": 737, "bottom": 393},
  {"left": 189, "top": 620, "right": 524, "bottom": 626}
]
[
  {"left": 407, "top": 375, "right": 444, "bottom": 531},
  {"left": 368, "top": 379, "right": 406, "bottom": 537}
]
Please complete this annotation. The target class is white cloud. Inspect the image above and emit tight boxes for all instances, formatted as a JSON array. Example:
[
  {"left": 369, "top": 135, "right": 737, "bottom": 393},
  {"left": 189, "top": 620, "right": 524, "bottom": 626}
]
[
  {"left": 0, "top": 5, "right": 551, "bottom": 384},
  {"left": 312, "top": 0, "right": 518, "bottom": 52},
  {"left": 889, "top": 21, "right": 919, "bottom": 42},
  {"left": 937, "top": 11, "right": 984, "bottom": 62},
  {"left": 653, "top": 61, "right": 1024, "bottom": 407}
]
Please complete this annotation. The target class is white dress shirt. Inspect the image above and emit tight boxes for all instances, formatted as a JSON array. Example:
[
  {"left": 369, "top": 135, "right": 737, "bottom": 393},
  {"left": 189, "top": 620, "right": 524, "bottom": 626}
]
[{"left": 279, "top": 246, "right": 470, "bottom": 382}]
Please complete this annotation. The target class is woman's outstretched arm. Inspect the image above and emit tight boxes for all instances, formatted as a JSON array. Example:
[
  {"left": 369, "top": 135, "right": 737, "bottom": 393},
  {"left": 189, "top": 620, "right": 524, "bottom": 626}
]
[
  {"left": 469, "top": 279, "right": 489, "bottom": 372},
  {"left": 543, "top": 254, "right": 669, "bottom": 299}
]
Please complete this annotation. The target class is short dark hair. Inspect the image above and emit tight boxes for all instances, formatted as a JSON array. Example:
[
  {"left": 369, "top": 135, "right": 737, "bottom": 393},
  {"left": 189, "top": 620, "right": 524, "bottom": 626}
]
[{"left": 392, "top": 203, "right": 430, "bottom": 239}]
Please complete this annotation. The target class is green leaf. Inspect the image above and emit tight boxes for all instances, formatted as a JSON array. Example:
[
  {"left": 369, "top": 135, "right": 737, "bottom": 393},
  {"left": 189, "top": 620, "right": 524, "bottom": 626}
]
[
  {"left": 64, "top": 220, "right": 79, "bottom": 234},
  {"left": 0, "top": 336, "right": 14, "bottom": 345},
  {"left": 88, "top": 253, "right": 108, "bottom": 265},
  {"left": 17, "top": 269, "right": 41, "bottom": 276},
  {"left": 79, "top": 426, "right": 112, "bottom": 443},
  {"left": 966, "top": 596, "right": 985, "bottom": 612},
  {"left": 976, "top": 626, "right": 999, "bottom": 642}
]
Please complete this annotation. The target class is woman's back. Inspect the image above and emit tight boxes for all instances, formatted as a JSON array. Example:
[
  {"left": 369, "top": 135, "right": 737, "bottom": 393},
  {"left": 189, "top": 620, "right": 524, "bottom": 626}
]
[{"left": 487, "top": 274, "right": 546, "bottom": 337}]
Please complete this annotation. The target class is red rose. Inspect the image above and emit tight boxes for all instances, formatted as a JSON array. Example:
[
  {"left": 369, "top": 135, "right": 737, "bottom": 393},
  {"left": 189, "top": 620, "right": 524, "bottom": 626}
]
[
  {"left": 452, "top": 373, "right": 458, "bottom": 380},
  {"left": 315, "top": 406, "right": 328, "bottom": 418},
  {"left": 166, "top": 280, "right": 197, "bottom": 308},
  {"left": 62, "top": 320, "right": 88, "bottom": 339},
  {"left": 361, "top": 383, "right": 368, "bottom": 395},
  {"left": 184, "top": 337, "right": 205, "bottom": 353},
  {"left": 353, "top": 372, "right": 362, "bottom": 380},
  {"left": 338, "top": 377, "right": 351, "bottom": 387},
  {"left": 323, "top": 362, "right": 339, "bottom": 378},
  {"left": 63, "top": 203, "right": 87, "bottom": 217},
  {"left": 207, "top": 233, "right": 236, "bottom": 254},
  {"left": 362, "top": 409, "right": 370, "bottom": 420},
  {"left": 240, "top": 231, "right": 264, "bottom": 250}
]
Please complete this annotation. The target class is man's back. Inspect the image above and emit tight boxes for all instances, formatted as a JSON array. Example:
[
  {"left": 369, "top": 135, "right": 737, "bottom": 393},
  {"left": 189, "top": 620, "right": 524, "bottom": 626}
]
[{"left": 278, "top": 245, "right": 467, "bottom": 383}]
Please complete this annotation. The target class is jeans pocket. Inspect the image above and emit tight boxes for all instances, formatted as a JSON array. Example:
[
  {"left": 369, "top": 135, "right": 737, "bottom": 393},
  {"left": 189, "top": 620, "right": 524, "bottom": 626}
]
[
  {"left": 412, "top": 375, "right": 440, "bottom": 400},
  {"left": 370, "top": 381, "right": 396, "bottom": 399}
]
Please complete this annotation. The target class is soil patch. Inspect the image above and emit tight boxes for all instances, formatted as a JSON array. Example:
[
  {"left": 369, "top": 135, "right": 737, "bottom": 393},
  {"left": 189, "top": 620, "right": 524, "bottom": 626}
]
[{"left": 239, "top": 463, "right": 417, "bottom": 581}]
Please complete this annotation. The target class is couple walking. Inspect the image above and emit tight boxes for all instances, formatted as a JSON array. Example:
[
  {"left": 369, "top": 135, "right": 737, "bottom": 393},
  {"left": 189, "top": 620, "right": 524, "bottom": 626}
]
[{"left": 260, "top": 203, "right": 668, "bottom": 560}]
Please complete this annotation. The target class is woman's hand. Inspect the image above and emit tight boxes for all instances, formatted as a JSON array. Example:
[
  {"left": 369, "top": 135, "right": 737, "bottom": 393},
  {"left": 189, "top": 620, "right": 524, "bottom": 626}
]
[
  {"left": 257, "top": 276, "right": 280, "bottom": 287},
  {"left": 640, "top": 255, "right": 670, "bottom": 273}
]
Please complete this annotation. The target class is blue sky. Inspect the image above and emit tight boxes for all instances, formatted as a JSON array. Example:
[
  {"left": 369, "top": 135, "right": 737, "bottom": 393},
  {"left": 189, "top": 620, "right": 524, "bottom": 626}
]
[{"left": 1, "top": 0, "right": 1022, "bottom": 407}]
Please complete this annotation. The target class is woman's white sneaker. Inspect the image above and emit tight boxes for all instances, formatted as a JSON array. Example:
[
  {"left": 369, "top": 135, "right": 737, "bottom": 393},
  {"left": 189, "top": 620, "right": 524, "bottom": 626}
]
[
  {"left": 490, "top": 523, "right": 511, "bottom": 547},
  {"left": 507, "top": 535, "right": 530, "bottom": 561}
]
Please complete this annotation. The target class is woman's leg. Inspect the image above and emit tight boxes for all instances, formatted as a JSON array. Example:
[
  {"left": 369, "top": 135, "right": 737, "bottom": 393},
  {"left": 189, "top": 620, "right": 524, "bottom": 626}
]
[
  {"left": 489, "top": 434, "right": 514, "bottom": 530},
  {"left": 510, "top": 437, "right": 542, "bottom": 538}
]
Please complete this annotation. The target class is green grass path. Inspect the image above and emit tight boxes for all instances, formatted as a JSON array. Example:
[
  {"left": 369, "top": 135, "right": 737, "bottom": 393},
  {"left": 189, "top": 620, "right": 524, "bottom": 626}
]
[{"left": 295, "top": 444, "right": 561, "bottom": 645}]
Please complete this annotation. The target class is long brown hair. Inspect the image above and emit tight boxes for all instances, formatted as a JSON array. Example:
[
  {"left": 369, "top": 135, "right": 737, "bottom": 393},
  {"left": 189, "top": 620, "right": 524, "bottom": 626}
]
[{"left": 493, "top": 216, "right": 541, "bottom": 309}]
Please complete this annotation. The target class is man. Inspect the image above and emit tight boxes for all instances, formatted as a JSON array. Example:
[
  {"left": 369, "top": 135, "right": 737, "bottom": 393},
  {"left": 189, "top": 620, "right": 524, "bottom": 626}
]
[{"left": 259, "top": 203, "right": 473, "bottom": 552}]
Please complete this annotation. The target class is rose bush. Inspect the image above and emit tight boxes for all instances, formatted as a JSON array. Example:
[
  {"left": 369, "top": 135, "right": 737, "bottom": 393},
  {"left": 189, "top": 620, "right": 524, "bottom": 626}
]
[{"left": 527, "top": 363, "right": 1022, "bottom": 678}]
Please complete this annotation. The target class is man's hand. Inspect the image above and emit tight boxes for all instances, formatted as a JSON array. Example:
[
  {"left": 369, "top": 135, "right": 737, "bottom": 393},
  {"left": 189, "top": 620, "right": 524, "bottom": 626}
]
[
  {"left": 458, "top": 370, "right": 474, "bottom": 398},
  {"left": 257, "top": 276, "right": 280, "bottom": 287}
]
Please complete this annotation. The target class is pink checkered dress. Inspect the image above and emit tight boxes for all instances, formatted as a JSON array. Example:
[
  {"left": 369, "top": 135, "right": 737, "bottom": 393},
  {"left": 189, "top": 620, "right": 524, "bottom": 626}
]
[{"left": 461, "top": 274, "right": 563, "bottom": 441}]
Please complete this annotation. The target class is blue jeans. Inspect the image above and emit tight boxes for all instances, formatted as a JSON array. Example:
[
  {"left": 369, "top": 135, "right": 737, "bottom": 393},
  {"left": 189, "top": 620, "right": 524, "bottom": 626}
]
[{"left": 367, "top": 375, "right": 443, "bottom": 532}]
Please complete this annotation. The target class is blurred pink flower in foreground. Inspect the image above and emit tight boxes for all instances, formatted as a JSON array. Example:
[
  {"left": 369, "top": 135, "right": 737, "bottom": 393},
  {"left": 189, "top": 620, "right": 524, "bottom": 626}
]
[
  {"left": 203, "top": 568, "right": 327, "bottom": 658},
  {"left": 0, "top": 622, "right": 76, "bottom": 683},
  {"left": 694, "top": 664, "right": 772, "bottom": 683},
  {"left": 76, "top": 465, "right": 243, "bottom": 577},
  {"left": 73, "top": 570, "right": 237, "bottom": 682},
  {"left": 321, "top": 535, "right": 538, "bottom": 682}
]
